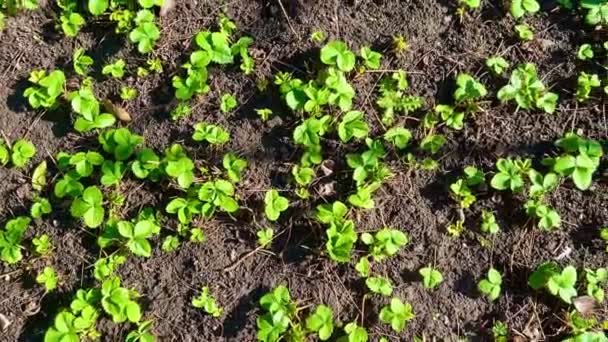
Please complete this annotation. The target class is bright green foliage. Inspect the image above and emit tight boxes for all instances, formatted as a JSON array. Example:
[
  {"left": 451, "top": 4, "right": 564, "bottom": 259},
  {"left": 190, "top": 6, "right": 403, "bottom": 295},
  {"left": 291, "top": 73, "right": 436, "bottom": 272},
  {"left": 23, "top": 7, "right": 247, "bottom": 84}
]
[
  {"left": 100, "top": 161, "right": 125, "bottom": 186},
  {"left": 453, "top": 73, "right": 487, "bottom": 103},
  {"left": 94, "top": 254, "right": 126, "bottom": 280},
  {"left": 383, "top": 126, "right": 411, "bottom": 149},
  {"left": 31, "top": 161, "right": 47, "bottom": 191},
  {"left": 223, "top": 153, "right": 247, "bottom": 183},
  {"left": 510, "top": 0, "right": 540, "bottom": 18},
  {"left": 379, "top": 298, "right": 415, "bottom": 333},
  {"left": 585, "top": 268, "right": 607, "bottom": 303},
  {"left": 24, "top": 69, "right": 65, "bottom": 109},
  {"left": 342, "top": 322, "right": 368, "bottom": 342},
  {"left": 293, "top": 117, "right": 327, "bottom": 147},
  {"left": 553, "top": 133, "right": 602, "bottom": 190},
  {"left": 198, "top": 179, "right": 239, "bottom": 217},
  {"left": 190, "top": 228, "right": 205, "bottom": 243},
  {"left": 88, "top": 0, "right": 108, "bottom": 15},
  {"left": 576, "top": 72, "right": 600, "bottom": 102},
  {"left": 524, "top": 199, "right": 561, "bottom": 231},
  {"left": 325, "top": 67, "right": 356, "bottom": 111},
  {"left": 316, "top": 201, "right": 358, "bottom": 263},
  {"left": 360, "top": 228, "right": 408, "bottom": 261},
  {"left": 120, "top": 86, "right": 138, "bottom": 101},
  {"left": 70, "top": 186, "right": 105, "bottom": 228},
  {"left": 492, "top": 321, "right": 508, "bottom": 342},
  {"left": 256, "top": 285, "right": 296, "bottom": 342},
  {"left": 192, "top": 286, "right": 223, "bottom": 317},
  {"left": 320, "top": 40, "right": 356, "bottom": 72},
  {"left": 170, "top": 102, "right": 192, "bottom": 121},
  {"left": 359, "top": 46, "right": 382, "bottom": 69},
  {"left": 450, "top": 179, "right": 476, "bottom": 208},
  {"left": 528, "top": 169, "right": 559, "bottom": 198},
  {"left": 305, "top": 305, "right": 334, "bottom": 340},
  {"left": 419, "top": 266, "right": 443, "bottom": 289},
  {"left": 109, "top": 8, "right": 135, "bottom": 33},
  {"left": 31, "top": 197, "right": 52, "bottom": 219},
  {"left": 355, "top": 257, "right": 370, "bottom": 277},
  {"left": 193, "top": 122, "right": 230, "bottom": 145},
  {"left": 348, "top": 183, "right": 381, "bottom": 209},
  {"left": 478, "top": 268, "right": 502, "bottom": 301},
  {"left": 129, "top": 10, "right": 160, "bottom": 53},
  {"left": 310, "top": 30, "right": 325, "bottom": 42},
  {"left": 10, "top": 139, "right": 36, "bottom": 168},
  {"left": 264, "top": 189, "right": 289, "bottom": 221},
  {"left": 172, "top": 50, "right": 210, "bottom": 100},
  {"left": 420, "top": 134, "right": 445, "bottom": 154},
  {"left": 195, "top": 31, "right": 233, "bottom": 65},
  {"left": 376, "top": 70, "right": 423, "bottom": 125},
  {"left": 514, "top": 24, "right": 534, "bottom": 41},
  {"left": 126, "top": 320, "right": 155, "bottom": 342},
  {"left": 32, "top": 234, "right": 51, "bottom": 255},
  {"left": 0, "top": 217, "right": 31, "bottom": 264},
  {"left": 459, "top": 0, "right": 480, "bottom": 9},
  {"left": 315, "top": 201, "right": 348, "bottom": 226},
  {"left": 257, "top": 228, "right": 274, "bottom": 248},
  {"left": 102, "top": 59, "right": 126, "bottom": 78},
  {"left": 346, "top": 138, "right": 390, "bottom": 186},
  {"left": 486, "top": 56, "right": 509, "bottom": 75},
  {"left": 131, "top": 148, "right": 160, "bottom": 181},
  {"left": 528, "top": 262, "right": 578, "bottom": 304},
  {"left": 36, "top": 266, "right": 58, "bottom": 291},
  {"left": 0, "top": 139, "right": 8, "bottom": 165},
  {"left": 490, "top": 158, "right": 524, "bottom": 192},
  {"left": 255, "top": 108, "right": 273, "bottom": 122},
  {"left": 436, "top": 104, "right": 464, "bottom": 130},
  {"left": 578, "top": 44, "right": 594, "bottom": 60},
  {"left": 54, "top": 172, "right": 84, "bottom": 198},
  {"left": 99, "top": 127, "right": 144, "bottom": 161},
  {"left": 165, "top": 197, "right": 201, "bottom": 225},
  {"left": 44, "top": 311, "right": 80, "bottom": 342},
  {"left": 69, "top": 151, "right": 104, "bottom": 177},
  {"left": 162, "top": 235, "right": 179, "bottom": 252},
  {"left": 220, "top": 93, "right": 238, "bottom": 113},
  {"left": 582, "top": 0, "right": 608, "bottom": 26},
  {"left": 480, "top": 210, "right": 500, "bottom": 234},
  {"left": 117, "top": 219, "right": 160, "bottom": 257},
  {"left": 292, "top": 165, "right": 315, "bottom": 186},
  {"left": 163, "top": 144, "right": 195, "bottom": 189},
  {"left": 365, "top": 276, "right": 393, "bottom": 296},
  {"left": 338, "top": 110, "right": 369, "bottom": 143},
  {"left": 69, "top": 80, "right": 116, "bottom": 132},
  {"left": 60, "top": 12, "right": 85, "bottom": 37},
  {"left": 497, "top": 63, "right": 558, "bottom": 113},
  {"left": 101, "top": 276, "right": 141, "bottom": 323}
]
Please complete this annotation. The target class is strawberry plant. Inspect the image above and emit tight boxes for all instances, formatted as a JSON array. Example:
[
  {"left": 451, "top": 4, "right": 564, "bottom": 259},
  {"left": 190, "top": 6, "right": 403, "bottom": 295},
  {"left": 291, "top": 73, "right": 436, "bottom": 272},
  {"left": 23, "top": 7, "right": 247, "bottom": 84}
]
[
  {"left": 70, "top": 186, "right": 105, "bottom": 228},
  {"left": 192, "top": 286, "right": 223, "bottom": 317},
  {"left": 480, "top": 210, "right": 500, "bottom": 234},
  {"left": 510, "top": 0, "right": 540, "bottom": 18},
  {"left": 553, "top": 133, "right": 602, "bottom": 190},
  {"left": 338, "top": 110, "right": 369, "bottom": 143},
  {"left": 69, "top": 80, "right": 116, "bottom": 132},
  {"left": 478, "top": 268, "right": 502, "bottom": 301},
  {"left": 255, "top": 108, "right": 273, "bottom": 122},
  {"left": 69, "top": 151, "right": 104, "bottom": 177},
  {"left": 528, "top": 169, "right": 559, "bottom": 198},
  {"left": 73, "top": 48, "right": 93, "bottom": 76},
  {"left": 0, "top": 216, "right": 31, "bottom": 264},
  {"left": 528, "top": 262, "right": 577, "bottom": 303},
  {"left": 10, "top": 138, "right": 36, "bottom": 167},
  {"left": 198, "top": 179, "right": 239, "bottom": 217},
  {"left": 129, "top": 10, "right": 160, "bottom": 53},
  {"left": 94, "top": 254, "right": 126, "bottom": 280},
  {"left": 24, "top": 69, "right": 65, "bottom": 109},
  {"left": 497, "top": 63, "right": 558, "bottom": 113},
  {"left": 419, "top": 266, "right": 443, "bottom": 289},
  {"left": 342, "top": 322, "right": 368, "bottom": 342},
  {"left": 576, "top": 72, "right": 600, "bottom": 101},
  {"left": 420, "top": 134, "right": 446, "bottom": 154},
  {"left": 54, "top": 172, "right": 84, "bottom": 198},
  {"left": 0, "top": 139, "right": 8, "bottom": 165},
  {"left": 163, "top": 144, "right": 195, "bottom": 189},
  {"left": 320, "top": 40, "right": 356, "bottom": 72},
  {"left": 486, "top": 56, "right": 509, "bottom": 75},
  {"left": 223, "top": 153, "right": 247, "bottom": 183},
  {"left": 99, "top": 127, "right": 144, "bottom": 161},
  {"left": 193, "top": 122, "right": 230, "bottom": 145},
  {"left": 120, "top": 86, "right": 138, "bottom": 101},
  {"left": 383, "top": 126, "right": 412, "bottom": 149},
  {"left": 359, "top": 46, "right": 382, "bottom": 70},
  {"left": 366, "top": 276, "right": 393, "bottom": 296},
  {"left": 257, "top": 228, "right": 274, "bottom": 248},
  {"left": 101, "top": 276, "right": 142, "bottom": 323},
  {"left": 514, "top": 24, "right": 534, "bottom": 41},
  {"left": 220, "top": 93, "right": 237, "bottom": 113},
  {"left": 117, "top": 219, "right": 160, "bottom": 257},
  {"left": 524, "top": 199, "right": 561, "bottom": 230},
  {"left": 316, "top": 201, "right": 358, "bottom": 263},
  {"left": 450, "top": 179, "right": 476, "bottom": 208},
  {"left": 170, "top": 102, "right": 192, "bottom": 121},
  {"left": 577, "top": 44, "right": 594, "bottom": 60},
  {"left": 490, "top": 158, "right": 525, "bottom": 192},
  {"left": 126, "top": 320, "right": 155, "bottom": 342},
  {"left": 102, "top": 59, "right": 126, "bottom": 78},
  {"left": 256, "top": 285, "right": 296, "bottom": 342},
  {"left": 44, "top": 311, "right": 82, "bottom": 342},
  {"left": 585, "top": 268, "right": 607, "bottom": 303},
  {"left": 582, "top": 0, "right": 608, "bottom": 26},
  {"left": 264, "top": 189, "right": 289, "bottom": 221},
  {"left": 376, "top": 70, "right": 423, "bottom": 125},
  {"left": 166, "top": 197, "right": 201, "bottom": 225},
  {"left": 305, "top": 305, "right": 334, "bottom": 341},
  {"left": 360, "top": 228, "right": 408, "bottom": 261},
  {"left": 59, "top": 11, "right": 85, "bottom": 37},
  {"left": 36, "top": 266, "right": 58, "bottom": 291},
  {"left": 379, "top": 298, "right": 415, "bottom": 333},
  {"left": 31, "top": 197, "right": 52, "bottom": 218},
  {"left": 32, "top": 234, "right": 51, "bottom": 255}
]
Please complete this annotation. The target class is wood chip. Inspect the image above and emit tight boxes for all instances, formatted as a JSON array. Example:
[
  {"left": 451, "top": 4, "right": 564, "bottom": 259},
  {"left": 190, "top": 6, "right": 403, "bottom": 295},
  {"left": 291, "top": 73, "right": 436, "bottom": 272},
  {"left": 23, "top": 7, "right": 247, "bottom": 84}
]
[
  {"left": 160, "top": 0, "right": 176, "bottom": 17},
  {"left": 0, "top": 313, "right": 10, "bottom": 331},
  {"left": 102, "top": 99, "right": 131, "bottom": 122},
  {"left": 573, "top": 296, "right": 597, "bottom": 315}
]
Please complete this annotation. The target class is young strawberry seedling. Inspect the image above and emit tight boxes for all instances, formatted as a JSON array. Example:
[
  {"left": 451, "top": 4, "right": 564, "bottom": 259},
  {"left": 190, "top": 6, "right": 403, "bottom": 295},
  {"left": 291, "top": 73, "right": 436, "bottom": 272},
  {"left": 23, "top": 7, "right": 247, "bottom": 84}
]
[
  {"left": 497, "top": 63, "right": 558, "bottom": 113},
  {"left": 486, "top": 56, "right": 510, "bottom": 76},
  {"left": 360, "top": 228, "right": 409, "bottom": 261},
  {"left": 419, "top": 266, "right": 443, "bottom": 289},
  {"left": 24, "top": 69, "right": 65, "bottom": 109},
  {"left": 36, "top": 266, "right": 58, "bottom": 291},
  {"left": 102, "top": 59, "right": 126, "bottom": 79},
  {"left": 478, "top": 268, "right": 502, "bottom": 301},
  {"left": 129, "top": 10, "right": 160, "bottom": 54},
  {"left": 514, "top": 24, "right": 534, "bottom": 41},
  {"left": 0, "top": 216, "right": 31, "bottom": 264},
  {"left": 510, "top": 0, "right": 540, "bottom": 18},
  {"left": 528, "top": 262, "right": 577, "bottom": 303},
  {"left": 193, "top": 122, "right": 230, "bottom": 145},
  {"left": 220, "top": 93, "right": 237, "bottom": 113},
  {"left": 366, "top": 276, "right": 394, "bottom": 296},
  {"left": 264, "top": 189, "right": 289, "bottom": 221},
  {"left": 70, "top": 186, "right": 105, "bottom": 228},
  {"left": 379, "top": 298, "right": 415, "bottom": 333},
  {"left": 192, "top": 286, "right": 223, "bottom": 317}
]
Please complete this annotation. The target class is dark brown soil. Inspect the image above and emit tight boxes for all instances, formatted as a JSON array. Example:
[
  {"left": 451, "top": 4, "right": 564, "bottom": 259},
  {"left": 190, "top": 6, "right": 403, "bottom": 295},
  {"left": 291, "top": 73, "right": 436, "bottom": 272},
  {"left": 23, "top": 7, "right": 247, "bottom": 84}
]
[{"left": 1, "top": 0, "right": 607, "bottom": 341}]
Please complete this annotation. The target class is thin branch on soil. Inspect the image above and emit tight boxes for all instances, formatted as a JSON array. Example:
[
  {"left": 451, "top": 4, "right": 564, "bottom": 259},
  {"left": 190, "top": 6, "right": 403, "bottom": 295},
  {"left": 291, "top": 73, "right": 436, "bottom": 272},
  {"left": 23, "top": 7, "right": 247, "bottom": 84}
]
[
  {"left": 275, "top": 0, "right": 300, "bottom": 40},
  {"left": 222, "top": 246, "right": 275, "bottom": 272}
]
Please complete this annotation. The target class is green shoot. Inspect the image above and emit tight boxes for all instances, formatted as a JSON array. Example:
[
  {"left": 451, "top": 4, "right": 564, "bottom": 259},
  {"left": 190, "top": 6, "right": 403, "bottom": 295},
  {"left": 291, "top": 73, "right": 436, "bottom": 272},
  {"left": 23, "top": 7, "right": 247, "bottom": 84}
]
[{"left": 192, "top": 286, "right": 223, "bottom": 317}]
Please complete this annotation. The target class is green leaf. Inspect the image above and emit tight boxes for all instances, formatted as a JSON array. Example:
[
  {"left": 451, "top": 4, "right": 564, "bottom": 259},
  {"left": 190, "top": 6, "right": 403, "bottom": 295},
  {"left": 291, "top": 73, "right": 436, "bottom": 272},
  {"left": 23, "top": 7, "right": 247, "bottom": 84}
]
[
  {"left": 419, "top": 266, "right": 443, "bottom": 289},
  {"left": 320, "top": 41, "right": 356, "bottom": 72},
  {"left": 365, "top": 276, "right": 393, "bottom": 296},
  {"left": 338, "top": 111, "right": 369, "bottom": 143},
  {"left": 264, "top": 189, "right": 289, "bottom": 221},
  {"left": 305, "top": 305, "right": 334, "bottom": 340},
  {"left": 31, "top": 161, "right": 47, "bottom": 191},
  {"left": 88, "top": 0, "right": 109, "bottom": 16}
]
